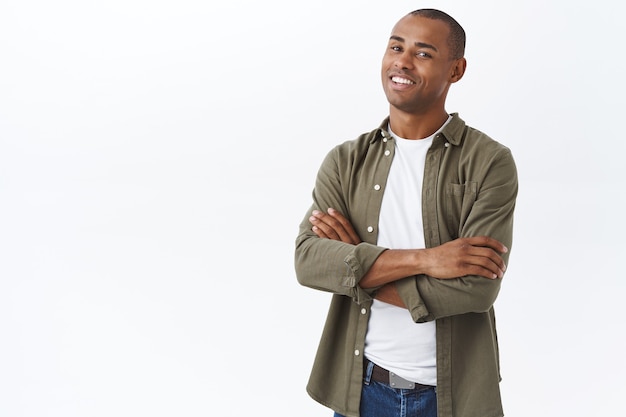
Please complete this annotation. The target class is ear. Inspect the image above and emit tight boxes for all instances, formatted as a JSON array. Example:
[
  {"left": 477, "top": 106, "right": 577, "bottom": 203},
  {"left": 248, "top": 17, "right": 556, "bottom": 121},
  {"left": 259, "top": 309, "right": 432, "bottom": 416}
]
[{"left": 449, "top": 57, "right": 467, "bottom": 83}]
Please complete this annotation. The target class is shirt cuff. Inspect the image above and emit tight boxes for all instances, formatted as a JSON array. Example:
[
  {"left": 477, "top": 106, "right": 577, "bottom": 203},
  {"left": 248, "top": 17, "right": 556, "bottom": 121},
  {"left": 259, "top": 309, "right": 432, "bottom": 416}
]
[{"left": 342, "top": 242, "right": 387, "bottom": 304}]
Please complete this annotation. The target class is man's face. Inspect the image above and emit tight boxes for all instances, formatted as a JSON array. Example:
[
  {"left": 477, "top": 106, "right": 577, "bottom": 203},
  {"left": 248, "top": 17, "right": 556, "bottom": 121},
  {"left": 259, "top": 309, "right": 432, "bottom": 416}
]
[{"left": 381, "top": 15, "right": 460, "bottom": 115}]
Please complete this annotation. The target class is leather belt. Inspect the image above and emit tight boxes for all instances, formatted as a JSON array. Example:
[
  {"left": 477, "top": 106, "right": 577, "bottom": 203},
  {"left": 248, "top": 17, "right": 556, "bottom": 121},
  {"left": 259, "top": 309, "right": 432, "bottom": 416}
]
[{"left": 366, "top": 360, "right": 434, "bottom": 390}]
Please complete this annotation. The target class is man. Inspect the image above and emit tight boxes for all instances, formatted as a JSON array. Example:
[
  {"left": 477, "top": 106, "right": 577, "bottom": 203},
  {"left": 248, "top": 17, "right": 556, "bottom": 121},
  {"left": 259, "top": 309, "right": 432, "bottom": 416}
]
[{"left": 295, "top": 9, "right": 517, "bottom": 417}]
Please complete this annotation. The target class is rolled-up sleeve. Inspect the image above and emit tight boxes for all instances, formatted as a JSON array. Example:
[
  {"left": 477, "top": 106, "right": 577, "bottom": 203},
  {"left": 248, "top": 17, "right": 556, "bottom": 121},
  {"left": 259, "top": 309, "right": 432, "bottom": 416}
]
[{"left": 295, "top": 217, "right": 386, "bottom": 304}]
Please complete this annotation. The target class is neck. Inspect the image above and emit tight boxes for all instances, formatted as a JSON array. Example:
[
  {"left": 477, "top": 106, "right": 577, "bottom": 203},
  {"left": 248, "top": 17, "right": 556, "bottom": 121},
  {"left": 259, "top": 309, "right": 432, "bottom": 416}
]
[{"left": 388, "top": 108, "right": 449, "bottom": 140}]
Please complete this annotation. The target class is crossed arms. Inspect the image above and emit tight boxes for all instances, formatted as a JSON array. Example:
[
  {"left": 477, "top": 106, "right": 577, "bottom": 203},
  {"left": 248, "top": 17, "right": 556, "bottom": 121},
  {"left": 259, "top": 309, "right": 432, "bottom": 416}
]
[{"left": 309, "top": 208, "right": 508, "bottom": 309}]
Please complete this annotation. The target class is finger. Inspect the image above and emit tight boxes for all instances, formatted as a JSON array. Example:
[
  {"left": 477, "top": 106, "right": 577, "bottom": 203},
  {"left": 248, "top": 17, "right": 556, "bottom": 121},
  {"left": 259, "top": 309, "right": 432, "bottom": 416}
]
[
  {"left": 466, "top": 236, "right": 508, "bottom": 253},
  {"left": 309, "top": 213, "right": 342, "bottom": 240},
  {"left": 465, "top": 248, "right": 506, "bottom": 278},
  {"left": 311, "top": 225, "right": 329, "bottom": 239},
  {"left": 312, "top": 209, "right": 354, "bottom": 243},
  {"left": 327, "top": 208, "right": 361, "bottom": 244},
  {"left": 310, "top": 208, "right": 361, "bottom": 245},
  {"left": 462, "top": 264, "right": 503, "bottom": 280},
  {"left": 477, "top": 258, "right": 505, "bottom": 279}
]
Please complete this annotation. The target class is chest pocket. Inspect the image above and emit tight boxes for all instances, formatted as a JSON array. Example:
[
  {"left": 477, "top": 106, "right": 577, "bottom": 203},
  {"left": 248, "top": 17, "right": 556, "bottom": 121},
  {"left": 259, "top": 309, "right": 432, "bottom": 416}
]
[{"left": 445, "top": 181, "right": 478, "bottom": 238}]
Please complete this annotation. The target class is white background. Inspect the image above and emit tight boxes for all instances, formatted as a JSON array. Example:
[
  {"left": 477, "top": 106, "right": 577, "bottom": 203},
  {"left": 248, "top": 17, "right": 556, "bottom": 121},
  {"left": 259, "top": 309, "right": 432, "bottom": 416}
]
[{"left": 1, "top": 1, "right": 625, "bottom": 416}]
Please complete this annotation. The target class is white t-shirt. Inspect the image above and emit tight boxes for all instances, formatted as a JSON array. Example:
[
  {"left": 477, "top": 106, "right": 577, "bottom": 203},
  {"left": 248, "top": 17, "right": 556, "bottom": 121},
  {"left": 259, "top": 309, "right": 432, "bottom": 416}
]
[{"left": 364, "top": 118, "right": 451, "bottom": 386}]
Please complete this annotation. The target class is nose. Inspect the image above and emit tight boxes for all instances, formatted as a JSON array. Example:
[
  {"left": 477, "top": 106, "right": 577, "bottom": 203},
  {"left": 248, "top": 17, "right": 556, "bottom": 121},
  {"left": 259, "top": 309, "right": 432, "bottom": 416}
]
[{"left": 394, "top": 51, "right": 413, "bottom": 70}]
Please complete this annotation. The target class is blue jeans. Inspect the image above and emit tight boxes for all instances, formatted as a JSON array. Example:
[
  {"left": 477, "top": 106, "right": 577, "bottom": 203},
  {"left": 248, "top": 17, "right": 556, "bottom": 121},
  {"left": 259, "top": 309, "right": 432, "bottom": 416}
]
[{"left": 334, "top": 360, "right": 437, "bottom": 417}]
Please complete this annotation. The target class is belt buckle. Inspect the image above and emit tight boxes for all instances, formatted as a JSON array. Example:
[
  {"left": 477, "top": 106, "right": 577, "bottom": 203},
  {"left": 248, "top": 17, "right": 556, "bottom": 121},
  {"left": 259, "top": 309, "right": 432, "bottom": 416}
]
[{"left": 389, "top": 372, "right": 415, "bottom": 389}]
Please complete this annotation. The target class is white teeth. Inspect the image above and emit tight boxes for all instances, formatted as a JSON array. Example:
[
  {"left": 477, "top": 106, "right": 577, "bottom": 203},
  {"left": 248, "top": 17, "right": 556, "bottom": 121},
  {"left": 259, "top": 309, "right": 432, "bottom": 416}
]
[{"left": 392, "top": 76, "right": 414, "bottom": 85}]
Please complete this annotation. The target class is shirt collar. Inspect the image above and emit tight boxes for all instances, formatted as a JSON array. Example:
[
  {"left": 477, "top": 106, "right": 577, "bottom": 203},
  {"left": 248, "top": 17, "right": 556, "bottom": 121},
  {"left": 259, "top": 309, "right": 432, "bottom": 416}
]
[{"left": 373, "top": 113, "right": 466, "bottom": 146}]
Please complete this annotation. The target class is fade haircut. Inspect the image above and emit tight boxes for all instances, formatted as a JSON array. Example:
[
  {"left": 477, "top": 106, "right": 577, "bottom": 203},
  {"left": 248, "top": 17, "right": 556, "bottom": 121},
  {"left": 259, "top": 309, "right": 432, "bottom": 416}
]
[{"left": 409, "top": 9, "right": 466, "bottom": 60}]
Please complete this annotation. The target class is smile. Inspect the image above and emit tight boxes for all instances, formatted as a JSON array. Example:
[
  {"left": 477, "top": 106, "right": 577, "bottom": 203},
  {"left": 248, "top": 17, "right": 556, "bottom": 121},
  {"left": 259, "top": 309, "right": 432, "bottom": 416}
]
[{"left": 391, "top": 76, "right": 415, "bottom": 85}]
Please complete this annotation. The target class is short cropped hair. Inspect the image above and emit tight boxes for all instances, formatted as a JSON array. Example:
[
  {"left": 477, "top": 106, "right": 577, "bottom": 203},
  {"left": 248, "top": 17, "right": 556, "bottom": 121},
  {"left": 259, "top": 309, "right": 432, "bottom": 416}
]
[{"left": 409, "top": 9, "right": 466, "bottom": 60}]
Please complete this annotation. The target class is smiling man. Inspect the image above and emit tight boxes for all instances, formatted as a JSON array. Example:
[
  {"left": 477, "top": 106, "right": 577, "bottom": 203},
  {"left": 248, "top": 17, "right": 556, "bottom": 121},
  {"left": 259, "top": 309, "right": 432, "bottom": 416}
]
[{"left": 295, "top": 9, "right": 518, "bottom": 417}]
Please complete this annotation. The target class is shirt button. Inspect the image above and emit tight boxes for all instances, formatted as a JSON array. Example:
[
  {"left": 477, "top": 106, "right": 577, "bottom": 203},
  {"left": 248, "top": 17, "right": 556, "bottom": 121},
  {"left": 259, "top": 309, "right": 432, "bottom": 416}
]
[
  {"left": 361, "top": 308, "right": 367, "bottom": 315},
  {"left": 383, "top": 137, "right": 388, "bottom": 143},
  {"left": 444, "top": 142, "right": 450, "bottom": 148},
  {"left": 384, "top": 150, "right": 391, "bottom": 156},
  {"left": 374, "top": 184, "right": 381, "bottom": 191},
  {"left": 354, "top": 349, "right": 360, "bottom": 356},
  {"left": 367, "top": 226, "right": 374, "bottom": 233}
]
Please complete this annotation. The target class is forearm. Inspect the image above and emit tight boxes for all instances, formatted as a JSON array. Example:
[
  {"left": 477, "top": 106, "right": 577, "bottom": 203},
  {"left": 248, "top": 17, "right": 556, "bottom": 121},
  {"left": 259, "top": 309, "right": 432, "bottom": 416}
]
[
  {"left": 358, "top": 249, "right": 425, "bottom": 310},
  {"left": 361, "top": 235, "right": 507, "bottom": 287},
  {"left": 358, "top": 249, "right": 424, "bottom": 288},
  {"left": 358, "top": 250, "right": 421, "bottom": 309}
]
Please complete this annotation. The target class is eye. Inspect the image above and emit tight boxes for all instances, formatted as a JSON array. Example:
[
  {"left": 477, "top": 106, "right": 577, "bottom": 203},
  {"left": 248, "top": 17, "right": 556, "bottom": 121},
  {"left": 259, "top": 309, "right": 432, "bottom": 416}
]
[
  {"left": 416, "top": 51, "right": 431, "bottom": 58},
  {"left": 390, "top": 45, "right": 402, "bottom": 52}
]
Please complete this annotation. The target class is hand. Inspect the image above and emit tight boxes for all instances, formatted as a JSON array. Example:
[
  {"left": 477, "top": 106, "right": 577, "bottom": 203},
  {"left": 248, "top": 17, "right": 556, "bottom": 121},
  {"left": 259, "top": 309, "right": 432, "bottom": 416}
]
[
  {"left": 309, "top": 208, "right": 362, "bottom": 245},
  {"left": 424, "top": 236, "right": 508, "bottom": 280}
]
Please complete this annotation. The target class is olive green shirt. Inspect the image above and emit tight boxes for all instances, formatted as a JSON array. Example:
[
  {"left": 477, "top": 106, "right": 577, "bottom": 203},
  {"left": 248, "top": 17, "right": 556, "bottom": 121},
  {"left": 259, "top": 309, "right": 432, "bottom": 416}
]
[{"left": 294, "top": 113, "right": 518, "bottom": 417}]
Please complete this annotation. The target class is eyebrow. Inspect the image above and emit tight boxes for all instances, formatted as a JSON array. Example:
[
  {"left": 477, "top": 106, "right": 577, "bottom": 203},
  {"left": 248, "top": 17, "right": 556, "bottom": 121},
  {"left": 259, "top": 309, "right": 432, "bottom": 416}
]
[{"left": 389, "top": 35, "right": 439, "bottom": 53}]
